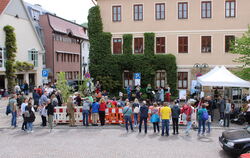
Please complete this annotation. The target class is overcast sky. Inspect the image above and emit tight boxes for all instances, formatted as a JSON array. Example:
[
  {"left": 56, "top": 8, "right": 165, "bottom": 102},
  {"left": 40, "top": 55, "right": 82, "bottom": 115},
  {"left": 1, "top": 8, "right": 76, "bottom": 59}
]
[{"left": 24, "top": 0, "right": 95, "bottom": 24}]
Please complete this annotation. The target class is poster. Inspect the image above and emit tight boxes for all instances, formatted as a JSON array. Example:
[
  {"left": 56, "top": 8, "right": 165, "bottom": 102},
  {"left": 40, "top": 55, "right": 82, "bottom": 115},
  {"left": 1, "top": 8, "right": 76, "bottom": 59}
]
[{"left": 179, "top": 90, "right": 187, "bottom": 100}]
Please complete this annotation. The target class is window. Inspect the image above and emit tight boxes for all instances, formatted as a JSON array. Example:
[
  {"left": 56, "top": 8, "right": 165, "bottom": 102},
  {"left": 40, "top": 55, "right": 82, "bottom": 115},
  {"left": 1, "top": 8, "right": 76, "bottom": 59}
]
[
  {"left": 61, "top": 53, "right": 63, "bottom": 62},
  {"left": 112, "top": 6, "right": 121, "bottom": 22},
  {"left": 28, "top": 49, "right": 38, "bottom": 67},
  {"left": 42, "top": 53, "right": 45, "bottom": 65},
  {"left": 57, "top": 53, "right": 59, "bottom": 62},
  {"left": 225, "top": 0, "right": 236, "bottom": 18},
  {"left": 124, "top": 71, "right": 133, "bottom": 88},
  {"left": 178, "top": 2, "right": 188, "bottom": 19},
  {"left": 0, "top": 47, "right": 5, "bottom": 68},
  {"left": 156, "top": 70, "right": 166, "bottom": 88},
  {"left": 155, "top": 3, "right": 165, "bottom": 20},
  {"left": 201, "top": 1, "right": 212, "bottom": 18},
  {"left": 64, "top": 54, "right": 67, "bottom": 62},
  {"left": 73, "top": 55, "right": 75, "bottom": 62},
  {"left": 134, "top": 4, "right": 143, "bottom": 21},
  {"left": 31, "top": 9, "right": 40, "bottom": 21},
  {"left": 178, "top": 72, "right": 188, "bottom": 89},
  {"left": 77, "top": 55, "right": 79, "bottom": 62},
  {"left": 178, "top": 37, "right": 188, "bottom": 53},
  {"left": 201, "top": 36, "right": 211, "bottom": 53},
  {"left": 225, "top": 35, "right": 235, "bottom": 52},
  {"left": 134, "top": 38, "right": 143, "bottom": 54},
  {"left": 156, "top": 37, "right": 165, "bottom": 53},
  {"left": 113, "top": 38, "right": 122, "bottom": 54}
]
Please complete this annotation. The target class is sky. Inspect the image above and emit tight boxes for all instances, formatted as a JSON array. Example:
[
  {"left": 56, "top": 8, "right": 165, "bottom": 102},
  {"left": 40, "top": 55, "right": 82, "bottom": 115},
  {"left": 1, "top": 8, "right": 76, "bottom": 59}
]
[{"left": 24, "top": 0, "right": 95, "bottom": 24}]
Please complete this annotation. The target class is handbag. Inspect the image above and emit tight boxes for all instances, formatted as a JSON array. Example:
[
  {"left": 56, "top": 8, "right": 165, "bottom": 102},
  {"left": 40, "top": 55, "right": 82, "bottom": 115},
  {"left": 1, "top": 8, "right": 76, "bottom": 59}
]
[{"left": 6, "top": 105, "right": 12, "bottom": 115}]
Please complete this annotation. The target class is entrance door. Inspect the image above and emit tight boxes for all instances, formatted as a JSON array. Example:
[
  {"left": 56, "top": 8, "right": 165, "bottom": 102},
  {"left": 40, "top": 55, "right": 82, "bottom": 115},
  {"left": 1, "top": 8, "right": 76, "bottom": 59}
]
[
  {"left": 29, "top": 73, "right": 35, "bottom": 90},
  {"left": 0, "top": 75, "right": 5, "bottom": 89},
  {"left": 16, "top": 74, "right": 24, "bottom": 86}
]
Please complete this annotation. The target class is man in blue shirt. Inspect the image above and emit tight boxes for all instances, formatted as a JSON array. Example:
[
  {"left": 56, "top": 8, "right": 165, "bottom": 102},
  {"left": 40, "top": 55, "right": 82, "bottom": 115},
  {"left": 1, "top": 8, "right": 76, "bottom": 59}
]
[{"left": 91, "top": 99, "right": 100, "bottom": 126}]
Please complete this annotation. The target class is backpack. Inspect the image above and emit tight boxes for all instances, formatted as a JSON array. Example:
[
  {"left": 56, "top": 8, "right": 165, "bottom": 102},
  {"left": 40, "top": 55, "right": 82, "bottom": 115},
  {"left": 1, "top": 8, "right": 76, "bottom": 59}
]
[{"left": 202, "top": 110, "right": 209, "bottom": 121}]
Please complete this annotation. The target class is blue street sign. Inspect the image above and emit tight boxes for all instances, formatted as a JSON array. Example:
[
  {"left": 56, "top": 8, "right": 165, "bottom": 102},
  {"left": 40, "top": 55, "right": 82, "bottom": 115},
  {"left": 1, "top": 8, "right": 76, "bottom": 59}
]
[
  {"left": 134, "top": 73, "right": 141, "bottom": 79},
  {"left": 42, "top": 70, "right": 49, "bottom": 77}
]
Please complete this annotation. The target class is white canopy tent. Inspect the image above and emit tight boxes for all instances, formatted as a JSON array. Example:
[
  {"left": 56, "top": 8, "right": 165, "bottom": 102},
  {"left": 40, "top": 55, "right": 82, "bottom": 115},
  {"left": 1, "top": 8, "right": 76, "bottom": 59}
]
[{"left": 197, "top": 66, "right": 250, "bottom": 88}]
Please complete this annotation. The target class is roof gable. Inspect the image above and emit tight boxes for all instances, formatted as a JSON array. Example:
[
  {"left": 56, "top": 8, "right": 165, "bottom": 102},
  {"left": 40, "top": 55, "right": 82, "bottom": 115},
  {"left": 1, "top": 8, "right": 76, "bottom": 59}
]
[{"left": 0, "top": 0, "right": 10, "bottom": 15}]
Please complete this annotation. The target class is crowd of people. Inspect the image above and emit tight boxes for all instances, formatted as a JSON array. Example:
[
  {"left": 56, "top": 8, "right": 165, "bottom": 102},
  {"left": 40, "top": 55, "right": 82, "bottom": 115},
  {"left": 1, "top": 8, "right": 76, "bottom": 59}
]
[{"left": 4, "top": 82, "right": 250, "bottom": 136}]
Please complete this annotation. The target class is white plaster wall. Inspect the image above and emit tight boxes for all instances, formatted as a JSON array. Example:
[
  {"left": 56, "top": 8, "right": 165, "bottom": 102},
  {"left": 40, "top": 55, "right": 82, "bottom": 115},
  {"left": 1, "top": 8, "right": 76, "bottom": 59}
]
[{"left": 0, "top": 14, "right": 43, "bottom": 86}]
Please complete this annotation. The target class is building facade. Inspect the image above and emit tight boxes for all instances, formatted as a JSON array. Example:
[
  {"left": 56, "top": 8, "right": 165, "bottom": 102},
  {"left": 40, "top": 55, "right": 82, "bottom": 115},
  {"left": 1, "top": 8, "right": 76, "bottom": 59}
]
[
  {"left": 97, "top": 0, "right": 249, "bottom": 92},
  {"left": 39, "top": 13, "right": 88, "bottom": 81},
  {"left": 0, "top": 0, "right": 44, "bottom": 89}
]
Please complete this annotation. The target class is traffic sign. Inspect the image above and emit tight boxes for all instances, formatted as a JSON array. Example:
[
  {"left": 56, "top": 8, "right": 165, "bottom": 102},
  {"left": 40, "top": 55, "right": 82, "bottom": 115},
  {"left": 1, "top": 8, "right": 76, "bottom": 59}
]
[
  {"left": 42, "top": 69, "right": 49, "bottom": 77},
  {"left": 134, "top": 73, "right": 141, "bottom": 79},
  {"left": 85, "top": 72, "right": 91, "bottom": 78}
]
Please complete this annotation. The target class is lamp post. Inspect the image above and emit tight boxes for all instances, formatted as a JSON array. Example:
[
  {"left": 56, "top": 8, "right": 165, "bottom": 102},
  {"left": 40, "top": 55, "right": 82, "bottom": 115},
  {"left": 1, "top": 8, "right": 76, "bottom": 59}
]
[
  {"left": 83, "top": 63, "right": 87, "bottom": 75},
  {"left": 193, "top": 63, "right": 209, "bottom": 76}
]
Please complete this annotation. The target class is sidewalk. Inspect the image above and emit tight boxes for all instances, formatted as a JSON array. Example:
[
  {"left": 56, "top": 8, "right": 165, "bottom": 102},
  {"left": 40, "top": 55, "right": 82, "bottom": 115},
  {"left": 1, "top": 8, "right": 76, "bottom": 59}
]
[{"left": 0, "top": 98, "right": 246, "bottom": 130}]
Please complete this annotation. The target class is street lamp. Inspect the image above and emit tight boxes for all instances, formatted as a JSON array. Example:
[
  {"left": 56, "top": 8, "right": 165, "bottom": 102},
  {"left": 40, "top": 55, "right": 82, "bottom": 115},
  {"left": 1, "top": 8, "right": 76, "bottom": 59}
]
[
  {"left": 83, "top": 63, "right": 87, "bottom": 75},
  {"left": 193, "top": 63, "right": 209, "bottom": 72}
]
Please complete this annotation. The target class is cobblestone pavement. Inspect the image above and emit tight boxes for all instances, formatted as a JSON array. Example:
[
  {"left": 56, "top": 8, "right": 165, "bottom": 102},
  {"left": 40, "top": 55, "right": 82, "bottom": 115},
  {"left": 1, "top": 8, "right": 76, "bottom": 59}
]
[{"left": 0, "top": 99, "right": 243, "bottom": 158}]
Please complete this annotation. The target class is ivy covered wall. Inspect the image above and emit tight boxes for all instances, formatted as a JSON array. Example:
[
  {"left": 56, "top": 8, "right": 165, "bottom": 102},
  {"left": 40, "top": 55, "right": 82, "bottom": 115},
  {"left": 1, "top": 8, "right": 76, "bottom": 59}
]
[{"left": 88, "top": 6, "right": 177, "bottom": 95}]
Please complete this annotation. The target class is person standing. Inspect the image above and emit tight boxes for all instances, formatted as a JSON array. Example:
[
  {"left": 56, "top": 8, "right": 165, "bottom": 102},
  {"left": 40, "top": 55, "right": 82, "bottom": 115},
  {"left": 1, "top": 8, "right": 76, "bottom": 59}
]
[
  {"left": 135, "top": 85, "right": 141, "bottom": 100},
  {"left": 32, "top": 89, "right": 40, "bottom": 111},
  {"left": 224, "top": 99, "right": 232, "bottom": 127},
  {"left": 74, "top": 93, "right": 82, "bottom": 106},
  {"left": 9, "top": 94, "right": 17, "bottom": 128},
  {"left": 39, "top": 91, "right": 48, "bottom": 106},
  {"left": 133, "top": 99, "right": 140, "bottom": 127},
  {"left": 46, "top": 99, "right": 55, "bottom": 132},
  {"left": 14, "top": 84, "right": 21, "bottom": 95},
  {"left": 159, "top": 87, "right": 164, "bottom": 103},
  {"left": 139, "top": 101, "right": 149, "bottom": 134},
  {"left": 151, "top": 103, "right": 160, "bottom": 133},
  {"left": 123, "top": 102, "right": 133, "bottom": 132},
  {"left": 218, "top": 96, "right": 226, "bottom": 120},
  {"left": 183, "top": 103, "right": 193, "bottom": 136},
  {"left": 91, "top": 99, "right": 100, "bottom": 126},
  {"left": 56, "top": 91, "right": 63, "bottom": 106},
  {"left": 246, "top": 100, "right": 250, "bottom": 125},
  {"left": 21, "top": 97, "right": 28, "bottom": 131},
  {"left": 146, "top": 84, "right": 152, "bottom": 101},
  {"left": 67, "top": 97, "right": 75, "bottom": 127},
  {"left": 171, "top": 102, "right": 180, "bottom": 135},
  {"left": 126, "top": 85, "right": 132, "bottom": 101},
  {"left": 198, "top": 104, "right": 208, "bottom": 136},
  {"left": 165, "top": 85, "right": 171, "bottom": 102},
  {"left": 99, "top": 98, "right": 107, "bottom": 126},
  {"left": 23, "top": 81, "right": 29, "bottom": 95},
  {"left": 82, "top": 99, "right": 91, "bottom": 126},
  {"left": 25, "top": 102, "right": 35, "bottom": 133},
  {"left": 51, "top": 94, "right": 58, "bottom": 107},
  {"left": 160, "top": 102, "right": 171, "bottom": 136},
  {"left": 40, "top": 102, "right": 47, "bottom": 127}
]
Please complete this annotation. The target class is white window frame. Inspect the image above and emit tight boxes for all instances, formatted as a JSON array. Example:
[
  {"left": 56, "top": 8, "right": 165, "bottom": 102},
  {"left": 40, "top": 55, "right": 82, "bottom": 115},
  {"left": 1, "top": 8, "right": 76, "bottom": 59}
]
[
  {"left": 28, "top": 49, "right": 38, "bottom": 67},
  {"left": 0, "top": 47, "right": 5, "bottom": 68}
]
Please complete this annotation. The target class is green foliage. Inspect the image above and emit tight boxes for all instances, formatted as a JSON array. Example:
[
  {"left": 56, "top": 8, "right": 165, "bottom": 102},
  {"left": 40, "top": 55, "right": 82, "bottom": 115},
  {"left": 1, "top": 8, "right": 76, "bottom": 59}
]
[
  {"left": 14, "top": 61, "right": 34, "bottom": 71},
  {"left": 88, "top": 6, "right": 103, "bottom": 37},
  {"left": 88, "top": 6, "right": 177, "bottom": 95},
  {"left": 4, "top": 25, "right": 17, "bottom": 93},
  {"left": 144, "top": 33, "right": 155, "bottom": 57},
  {"left": 123, "top": 34, "right": 133, "bottom": 55},
  {"left": 230, "top": 26, "right": 250, "bottom": 80},
  {"left": 56, "top": 72, "right": 72, "bottom": 103}
]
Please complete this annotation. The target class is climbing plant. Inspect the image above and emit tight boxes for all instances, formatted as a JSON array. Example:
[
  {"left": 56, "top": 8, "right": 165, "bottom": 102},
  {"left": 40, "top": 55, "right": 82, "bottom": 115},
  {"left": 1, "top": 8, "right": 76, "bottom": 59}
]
[
  {"left": 14, "top": 61, "right": 34, "bottom": 72},
  {"left": 4, "top": 25, "right": 17, "bottom": 93},
  {"left": 88, "top": 6, "right": 177, "bottom": 95},
  {"left": 56, "top": 72, "right": 72, "bottom": 103}
]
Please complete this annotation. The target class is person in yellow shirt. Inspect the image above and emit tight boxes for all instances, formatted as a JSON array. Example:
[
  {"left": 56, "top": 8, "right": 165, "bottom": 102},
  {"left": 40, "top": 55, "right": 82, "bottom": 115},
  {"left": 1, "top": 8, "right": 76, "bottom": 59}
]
[{"left": 160, "top": 102, "right": 172, "bottom": 136}]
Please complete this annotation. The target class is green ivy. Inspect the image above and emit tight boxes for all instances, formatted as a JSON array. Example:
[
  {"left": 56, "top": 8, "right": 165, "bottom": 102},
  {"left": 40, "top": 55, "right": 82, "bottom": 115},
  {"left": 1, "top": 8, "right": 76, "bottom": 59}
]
[
  {"left": 4, "top": 25, "right": 17, "bottom": 93},
  {"left": 123, "top": 34, "right": 132, "bottom": 55},
  {"left": 14, "top": 61, "right": 34, "bottom": 72},
  {"left": 88, "top": 6, "right": 177, "bottom": 95}
]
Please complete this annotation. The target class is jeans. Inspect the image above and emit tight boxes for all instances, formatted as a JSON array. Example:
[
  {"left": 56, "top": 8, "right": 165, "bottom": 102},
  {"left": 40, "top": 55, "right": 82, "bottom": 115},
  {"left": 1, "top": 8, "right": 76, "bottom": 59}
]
[
  {"left": 11, "top": 111, "right": 17, "bottom": 127},
  {"left": 133, "top": 113, "right": 138, "bottom": 126},
  {"left": 185, "top": 121, "right": 192, "bottom": 134},
  {"left": 224, "top": 113, "right": 230, "bottom": 127},
  {"left": 172, "top": 118, "right": 179, "bottom": 134},
  {"left": 41, "top": 115, "right": 47, "bottom": 126},
  {"left": 161, "top": 119, "right": 170, "bottom": 136},
  {"left": 24, "top": 89, "right": 29, "bottom": 95},
  {"left": 220, "top": 112, "right": 224, "bottom": 120},
  {"left": 92, "top": 113, "right": 99, "bottom": 125},
  {"left": 22, "top": 114, "right": 27, "bottom": 130},
  {"left": 27, "top": 122, "right": 33, "bottom": 131},
  {"left": 124, "top": 115, "right": 133, "bottom": 131},
  {"left": 198, "top": 119, "right": 206, "bottom": 134},
  {"left": 82, "top": 110, "right": 89, "bottom": 126},
  {"left": 153, "top": 122, "right": 159, "bottom": 132},
  {"left": 139, "top": 117, "right": 147, "bottom": 133}
]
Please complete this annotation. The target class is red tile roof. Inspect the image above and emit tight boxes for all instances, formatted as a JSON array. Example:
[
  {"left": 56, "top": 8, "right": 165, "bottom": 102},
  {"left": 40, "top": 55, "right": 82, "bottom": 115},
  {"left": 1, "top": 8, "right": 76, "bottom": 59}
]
[
  {"left": 0, "top": 0, "right": 10, "bottom": 15},
  {"left": 48, "top": 14, "right": 87, "bottom": 39}
]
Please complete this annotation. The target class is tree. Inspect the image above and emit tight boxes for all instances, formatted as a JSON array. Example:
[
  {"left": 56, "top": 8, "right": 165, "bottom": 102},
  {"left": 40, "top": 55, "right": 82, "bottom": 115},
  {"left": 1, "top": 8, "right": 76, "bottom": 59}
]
[
  {"left": 56, "top": 72, "right": 72, "bottom": 103},
  {"left": 4, "top": 25, "right": 17, "bottom": 93},
  {"left": 230, "top": 26, "right": 250, "bottom": 80}
]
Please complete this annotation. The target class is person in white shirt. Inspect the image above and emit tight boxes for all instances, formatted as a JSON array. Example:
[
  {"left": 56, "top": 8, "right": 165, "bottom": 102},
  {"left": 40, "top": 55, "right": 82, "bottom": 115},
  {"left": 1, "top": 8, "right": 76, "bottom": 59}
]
[{"left": 21, "top": 98, "right": 28, "bottom": 131}]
